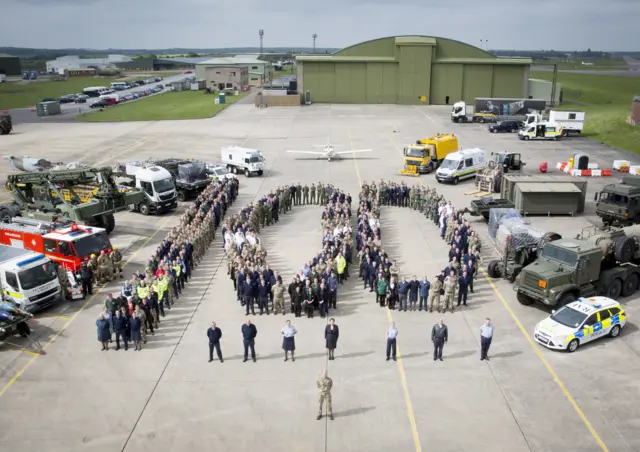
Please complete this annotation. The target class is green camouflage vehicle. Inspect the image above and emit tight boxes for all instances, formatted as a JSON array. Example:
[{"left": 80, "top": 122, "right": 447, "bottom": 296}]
[
  {"left": 595, "top": 175, "right": 640, "bottom": 226},
  {"left": 514, "top": 227, "right": 640, "bottom": 307},
  {"left": 0, "top": 113, "right": 12, "bottom": 135}
]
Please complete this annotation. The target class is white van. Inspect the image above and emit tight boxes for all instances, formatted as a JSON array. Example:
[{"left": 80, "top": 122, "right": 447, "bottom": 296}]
[
  {"left": 221, "top": 146, "right": 265, "bottom": 177},
  {"left": 0, "top": 245, "right": 61, "bottom": 312},
  {"left": 111, "top": 82, "right": 131, "bottom": 91},
  {"left": 436, "top": 148, "right": 487, "bottom": 185}
]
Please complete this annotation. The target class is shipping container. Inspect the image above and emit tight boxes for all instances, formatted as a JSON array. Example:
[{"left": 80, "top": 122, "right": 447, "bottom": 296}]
[
  {"left": 500, "top": 174, "right": 588, "bottom": 213},
  {"left": 513, "top": 182, "right": 582, "bottom": 215},
  {"left": 36, "top": 101, "right": 61, "bottom": 117}
]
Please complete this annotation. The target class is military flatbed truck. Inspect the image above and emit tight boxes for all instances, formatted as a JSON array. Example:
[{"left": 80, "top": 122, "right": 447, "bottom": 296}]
[
  {"left": 0, "top": 167, "right": 146, "bottom": 233},
  {"left": 469, "top": 198, "right": 515, "bottom": 220},
  {"left": 595, "top": 175, "right": 640, "bottom": 226},
  {"left": 514, "top": 225, "right": 640, "bottom": 307}
]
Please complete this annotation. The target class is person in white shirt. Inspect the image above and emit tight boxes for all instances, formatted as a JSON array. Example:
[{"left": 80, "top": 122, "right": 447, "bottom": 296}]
[
  {"left": 439, "top": 213, "right": 446, "bottom": 239},
  {"left": 224, "top": 231, "right": 233, "bottom": 251},
  {"left": 234, "top": 230, "right": 245, "bottom": 252},
  {"left": 246, "top": 232, "right": 257, "bottom": 246}
]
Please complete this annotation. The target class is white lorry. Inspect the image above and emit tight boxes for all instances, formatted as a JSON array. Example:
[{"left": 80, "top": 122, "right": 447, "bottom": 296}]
[
  {"left": 113, "top": 163, "right": 178, "bottom": 215},
  {"left": 524, "top": 110, "right": 585, "bottom": 136},
  {"left": 0, "top": 245, "right": 61, "bottom": 312},
  {"left": 221, "top": 146, "right": 265, "bottom": 177}
]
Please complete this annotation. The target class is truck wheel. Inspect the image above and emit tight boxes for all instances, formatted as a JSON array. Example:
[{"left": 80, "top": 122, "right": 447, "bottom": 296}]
[
  {"left": 558, "top": 293, "right": 575, "bottom": 307},
  {"left": 258, "top": 170, "right": 263, "bottom": 176},
  {"left": 99, "top": 214, "right": 115, "bottom": 233},
  {"left": 615, "top": 237, "right": 636, "bottom": 263},
  {"left": 609, "top": 325, "right": 621, "bottom": 338},
  {"left": 453, "top": 177, "right": 459, "bottom": 185},
  {"left": 606, "top": 278, "right": 623, "bottom": 300},
  {"left": 567, "top": 339, "right": 579, "bottom": 353},
  {"left": 140, "top": 204, "right": 150, "bottom": 216},
  {"left": 517, "top": 291, "right": 534, "bottom": 305},
  {"left": 244, "top": 168, "right": 250, "bottom": 177},
  {"left": 622, "top": 273, "right": 639, "bottom": 297},
  {"left": 427, "top": 162, "right": 434, "bottom": 173},
  {"left": 177, "top": 190, "right": 187, "bottom": 202},
  {"left": 477, "top": 117, "right": 484, "bottom": 123},
  {"left": 524, "top": 136, "right": 530, "bottom": 141},
  {"left": 0, "top": 208, "right": 13, "bottom": 223},
  {"left": 16, "top": 321, "right": 30, "bottom": 337},
  {"left": 487, "top": 260, "right": 502, "bottom": 278},
  {"left": 561, "top": 130, "right": 568, "bottom": 137}
]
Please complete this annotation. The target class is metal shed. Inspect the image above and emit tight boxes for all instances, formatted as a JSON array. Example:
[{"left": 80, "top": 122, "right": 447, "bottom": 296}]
[
  {"left": 513, "top": 182, "right": 582, "bottom": 215},
  {"left": 36, "top": 101, "right": 61, "bottom": 117},
  {"left": 295, "top": 36, "right": 532, "bottom": 105},
  {"left": 501, "top": 174, "right": 588, "bottom": 213}
]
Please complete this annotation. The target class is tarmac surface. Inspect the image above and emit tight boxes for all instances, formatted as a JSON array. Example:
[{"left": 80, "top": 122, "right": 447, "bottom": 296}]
[{"left": 1, "top": 102, "right": 640, "bottom": 452}]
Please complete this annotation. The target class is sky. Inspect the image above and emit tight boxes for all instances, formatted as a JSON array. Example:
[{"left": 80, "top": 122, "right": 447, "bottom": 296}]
[{"left": 2, "top": 0, "right": 638, "bottom": 51}]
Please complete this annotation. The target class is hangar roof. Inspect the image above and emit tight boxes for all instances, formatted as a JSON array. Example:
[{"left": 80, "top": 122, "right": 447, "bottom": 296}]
[{"left": 296, "top": 35, "right": 532, "bottom": 66}]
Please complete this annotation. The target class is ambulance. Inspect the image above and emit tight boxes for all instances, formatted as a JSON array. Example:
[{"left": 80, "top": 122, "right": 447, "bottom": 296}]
[
  {"left": 0, "top": 218, "right": 113, "bottom": 272},
  {"left": 435, "top": 148, "right": 487, "bottom": 185}
]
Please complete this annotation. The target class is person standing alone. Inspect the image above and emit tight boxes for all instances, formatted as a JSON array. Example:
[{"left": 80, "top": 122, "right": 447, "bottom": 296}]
[
  {"left": 480, "top": 318, "right": 493, "bottom": 361},
  {"left": 325, "top": 318, "right": 339, "bottom": 360},
  {"left": 316, "top": 370, "right": 334, "bottom": 420},
  {"left": 281, "top": 320, "right": 297, "bottom": 362},
  {"left": 242, "top": 319, "right": 258, "bottom": 362},
  {"left": 386, "top": 321, "right": 398, "bottom": 361},
  {"left": 431, "top": 318, "right": 448, "bottom": 361},
  {"left": 207, "top": 321, "right": 223, "bottom": 363}
]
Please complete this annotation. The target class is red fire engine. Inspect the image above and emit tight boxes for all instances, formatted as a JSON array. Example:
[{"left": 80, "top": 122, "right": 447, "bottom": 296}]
[{"left": 0, "top": 218, "right": 113, "bottom": 271}]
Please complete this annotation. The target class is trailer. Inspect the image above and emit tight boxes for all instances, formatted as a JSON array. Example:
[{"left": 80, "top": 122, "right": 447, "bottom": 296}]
[
  {"left": 475, "top": 98, "right": 546, "bottom": 117},
  {"left": 523, "top": 111, "right": 585, "bottom": 136},
  {"left": 0, "top": 298, "right": 45, "bottom": 354}
]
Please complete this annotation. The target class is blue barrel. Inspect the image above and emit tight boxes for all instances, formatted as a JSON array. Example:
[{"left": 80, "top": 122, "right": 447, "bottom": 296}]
[{"left": 218, "top": 93, "right": 226, "bottom": 104}]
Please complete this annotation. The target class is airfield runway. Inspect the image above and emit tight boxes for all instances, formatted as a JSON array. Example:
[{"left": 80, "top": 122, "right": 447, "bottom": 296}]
[{"left": 0, "top": 102, "right": 639, "bottom": 452}]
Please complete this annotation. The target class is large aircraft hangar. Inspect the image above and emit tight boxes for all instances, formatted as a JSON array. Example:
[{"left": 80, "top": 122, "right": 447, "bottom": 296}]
[{"left": 295, "top": 35, "right": 533, "bottom": 105}]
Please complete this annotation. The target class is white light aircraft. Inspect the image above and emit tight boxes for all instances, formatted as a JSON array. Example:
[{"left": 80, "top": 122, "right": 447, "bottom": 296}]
[{"left": 286, "top": 140, "right": 372, "bottom": 162}]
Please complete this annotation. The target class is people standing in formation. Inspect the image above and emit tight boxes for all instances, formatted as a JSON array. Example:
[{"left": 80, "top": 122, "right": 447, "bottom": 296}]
[
  {"left": 224, "top": 181, "right": 351, "bottom": 321},
  {"left": 94, "top": 177, "right": 239, "bottom": 352},
  {"left": 324, "top": 318, "right": 339, "bottom": 360}
]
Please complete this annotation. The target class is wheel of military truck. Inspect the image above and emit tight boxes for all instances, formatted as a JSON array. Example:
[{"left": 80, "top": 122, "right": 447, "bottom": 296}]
[
  {"left": 606, "top": 278, "right": 623, "bottom": 300},
  {"left": 140, "top": 204, "right": 150, "bottom": 216},
  {"left": 0, "top": 208, "right": 13, "bottom": 223},
  {"left": 244, "top": 168, "right": 250, "bottom": 177},
  {"left": 517, "top": 291, "right": 534, "bottom": 306},
  {"left": 558, "top": 293, "right": 576, "bottom": 307},
  {"left": 177, "top": 190, "right": 187, "bottom": 202},
  {"left": 487, "top": 260, "right": 502, "bottom": 278},
  {"left": 16, "top": 322, "right": 30, "bottom": 337},
  {"left": 622, "top": 273, "right": 639, "bottom": 297},
  {"left": 614, "top": 236, "right": 636, "bottom": 263},
  {"left": 99, "top": 214, "right": 115, "bottom": 234}
]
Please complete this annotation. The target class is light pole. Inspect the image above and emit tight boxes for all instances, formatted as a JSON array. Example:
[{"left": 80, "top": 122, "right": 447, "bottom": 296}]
[
  {"left": 312, "top": 34, "right": 317, "bottom": 53},
  {"left": 259, "top": 29, "right": 264, "bottom": 56}
]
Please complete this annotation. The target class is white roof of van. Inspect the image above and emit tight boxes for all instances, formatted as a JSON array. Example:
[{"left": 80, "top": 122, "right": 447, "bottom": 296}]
[{"left": 445, "top": 148, "right": 487, "bottom": 159}]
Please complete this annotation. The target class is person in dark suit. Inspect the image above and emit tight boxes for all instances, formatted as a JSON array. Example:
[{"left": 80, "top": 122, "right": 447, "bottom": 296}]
[
  {"left": 325, "top": 318, "right": 339, "bottom": 360},
  {"left": 130, "top": 314, "right": 142, "bottom": 351},
  {"left": 207, "top": 321, "right": 223, "bottom": 362},
  {"left": 113, "top": 309, "right": 129, "bottom": 351},
  {"left": 241, "top": 319, "right": 258, "bottom": 362}
]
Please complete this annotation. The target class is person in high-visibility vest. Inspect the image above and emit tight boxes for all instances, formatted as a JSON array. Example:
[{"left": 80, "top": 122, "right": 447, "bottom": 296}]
[
  {"left": 156, "top": 274, "right": 170, "bottom": 312},
  {"left": 171, "top": 262, "right": 182, "bottom": 296},
  {"left": 136, "top": 282, "right": 149, "bottom": 301},
  {"left": 336, "top": 253, "right": 347, "bottom": 285}
]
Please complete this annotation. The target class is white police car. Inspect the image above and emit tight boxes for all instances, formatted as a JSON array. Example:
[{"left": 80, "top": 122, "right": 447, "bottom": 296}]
[{"left": 534, "top": 297, "right": 627, "bottom": 353}]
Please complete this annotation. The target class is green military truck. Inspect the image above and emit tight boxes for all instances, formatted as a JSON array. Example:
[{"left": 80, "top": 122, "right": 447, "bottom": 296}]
[
  {"left": 595, "top": 175, "right": 640, "bottom": 226},
  {"left": 514, "top": 225, "right": 640, "bottom": 307}
]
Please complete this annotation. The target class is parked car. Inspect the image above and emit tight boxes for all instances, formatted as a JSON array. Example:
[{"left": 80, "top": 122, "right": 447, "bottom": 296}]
[
  {"left": 90, "top": 98, "right": 115, "bottom": 108},
  {"left": 488, "top": 120, "right": 523, "bottom": 133},
  {"left": 42, "top": 97, "right": 57, "bottom": 102},
  {"left": 58, "top": 95, "right": 76, "bottom": 103},
  {"left": 74, "top": 94, "right": 89, "bottom": 103}
]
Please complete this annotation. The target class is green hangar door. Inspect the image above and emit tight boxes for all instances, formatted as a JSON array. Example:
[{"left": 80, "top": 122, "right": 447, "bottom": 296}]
[{"left": 335, "top": 63, "right": 367, "bottom": 103}]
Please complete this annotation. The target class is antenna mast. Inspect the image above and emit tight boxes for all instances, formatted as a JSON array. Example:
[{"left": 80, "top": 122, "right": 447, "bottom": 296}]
[{"left": 259, "top": 29, "right": 264, "bottom": 56}]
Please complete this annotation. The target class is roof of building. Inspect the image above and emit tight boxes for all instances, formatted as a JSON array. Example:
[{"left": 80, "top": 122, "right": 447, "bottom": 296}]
[
  {"left": 168, "top": 57, "right": 211, "bottom": 64},
  {"left": 197, "top": 55, "right": 266, "bottom": 65}
]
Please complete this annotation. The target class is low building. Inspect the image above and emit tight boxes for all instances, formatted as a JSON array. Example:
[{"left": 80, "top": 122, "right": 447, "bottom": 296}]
[
  {"left": 46, "top": 54, "right": 131, "bottom": 74},
  {"left": 196, "top": 55, "right": 270, "bottom": 86},
  {"left": 204, "top": 66, "right": 248, "bottom": 91},
  {"left": 64, "top": 68, "right": 97, "bottom": 77},
  {"left": 114, "top": 57, "right": 202, "bottom": 71},
  {"left": 528, "top": 79, "right": 562, "bottom": 106},
  {"left": 0, "top": 54, "right": 21, "bottom": 76}
]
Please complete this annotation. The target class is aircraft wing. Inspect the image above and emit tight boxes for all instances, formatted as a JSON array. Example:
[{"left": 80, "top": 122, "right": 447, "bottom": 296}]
[
  {"left": 313, "top": 144, "right": 344, "bottom": 147},
  {"left": 286, "top": 150, "right": 325, "bottom": 155},
  {"left": 334, "top": 149, "right": 372, "bottom": 155}
]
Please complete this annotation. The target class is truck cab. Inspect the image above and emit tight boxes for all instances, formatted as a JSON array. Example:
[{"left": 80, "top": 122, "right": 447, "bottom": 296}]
[
  {"left": 402, "top": 134, "right": 458, "bottom": 174},
  {"left": 492, "top": 152, "right": 523, "bottom": 172},
  {"left": 518, "top": 123, "right": 562, "bottom": 140},
  {"left": 594, "top": 176, "right": 640, "bottom": 226},
  {"left": 0, "top": 245, "right": 61, "bottom": 312},
  {"left": 117, "top": 165, "right": 178, "bottom": 215}
]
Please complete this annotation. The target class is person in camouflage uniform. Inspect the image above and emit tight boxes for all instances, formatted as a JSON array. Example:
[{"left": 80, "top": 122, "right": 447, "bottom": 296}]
[
  {"left": 310, "top": 183, "right": 316, "bottom": 204},
  {"left": 317, "top": 370, "right": 334, "bottom": 420},
  {"left": 295, "top": 182, "right": 302, "bottom": 205},
  {"left": 303, "top": 184, "right": 309, "bottom": 204},
  {"left": 111, "top": 247, "right": 124, "bottom": 279}
]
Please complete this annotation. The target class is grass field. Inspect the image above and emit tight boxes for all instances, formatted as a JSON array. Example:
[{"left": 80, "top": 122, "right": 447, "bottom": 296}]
[
  {"left": 0, "top": 77, "right": 103, "bottom": 109},
  {"left": 75, "top": 90, "right": 249, "bottom": 122},
  {"left": 531, "top": 71, "right": 640, "bottom": 154}
]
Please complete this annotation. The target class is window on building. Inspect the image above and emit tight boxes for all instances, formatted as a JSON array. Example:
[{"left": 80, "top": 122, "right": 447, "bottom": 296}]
[
  {"left": 251, "top": 66, "right": 258, "bottom": 70},
  {"left": 251, "top": 77, "right": 258, "bottom": 81},
  {"left": 230, "top": 72, "right": 236, "bottom": 76},
  {"left": 226, "top": 83, "right": 233, "bottom": 88},
  {"left": 216, "top": 71, "right": 220, "bottom": 74}
]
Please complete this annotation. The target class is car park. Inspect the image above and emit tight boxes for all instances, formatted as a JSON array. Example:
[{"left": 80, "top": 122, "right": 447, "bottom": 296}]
[
  {"left": 58, "top": 95, "right": 76, "bottom": 104},
  {"left": 74, "top": 94, "right": 88, "bottom": 103},
  {"left": 533, "top": 297, "right": 626, "bottom": 353},
  {"left": 488, "top": 120, "right": 522, "bottom": 133}
]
